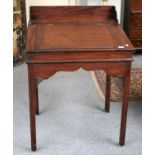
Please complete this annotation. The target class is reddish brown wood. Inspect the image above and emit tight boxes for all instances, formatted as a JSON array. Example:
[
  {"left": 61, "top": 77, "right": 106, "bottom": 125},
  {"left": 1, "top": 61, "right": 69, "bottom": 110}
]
[
  {"left": 119, "top": 67, "right": 131, "bottom": 146},
  {"left": 25, "top": 25, "right": 36, "bottom": 52},
  {"left": 35, "top": 83, "right": 39, "bottom": 115},
  {"left": 105, "top": 74, "right": 111, "bottom": 112},
  {"left": 30, "top": 6, "right": 118, "bottom": 23},
  {"left": 124, "top": 0, "right": 142, "bottom": 49},
  {"left": 130, "top": 0, "right": 142, "bottom": 12},
  {"left": 26, "top": 22, "right": 133, "bottom": 53},
  {"left": 26, "top": 51, "right": 132, "bottom": 63},
  {"left": 28, "top": 66, "right": 37, "bottom": 151},
  {"left": 130, "top": 0, "right": 142, "bottom": 49},
  {"left": 25, "top": 6, "right": 135, "bottom": 151}
]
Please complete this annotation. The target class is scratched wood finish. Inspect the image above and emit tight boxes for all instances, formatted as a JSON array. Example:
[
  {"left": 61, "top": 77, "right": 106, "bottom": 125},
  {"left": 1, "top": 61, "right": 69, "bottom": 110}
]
[
  {"left": 26, "top": 6, "right": 135, "bottom": 151},
  {"left": 26, "top": 19, "right": 133, "bottom": 52}
]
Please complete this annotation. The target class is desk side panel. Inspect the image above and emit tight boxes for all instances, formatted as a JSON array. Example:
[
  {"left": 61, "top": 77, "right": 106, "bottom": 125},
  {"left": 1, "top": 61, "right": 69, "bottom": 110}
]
[{"left": 25, "top": 25, "right": 36, "bottom": 52}]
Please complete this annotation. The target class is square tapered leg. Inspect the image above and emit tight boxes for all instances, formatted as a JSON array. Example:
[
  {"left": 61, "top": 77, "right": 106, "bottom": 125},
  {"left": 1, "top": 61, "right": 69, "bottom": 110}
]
[
  {"left": 105, "top": 74, "right": 111, "bottom": 112},
  {"left": 119, "top": 69, "right": 131, "bottom": 146},
  {"left": 35, "top": 84, "right": 39, "bottom": 115},
  {"left": 28, "top": 68, "right": 37, "bottom": 151}
]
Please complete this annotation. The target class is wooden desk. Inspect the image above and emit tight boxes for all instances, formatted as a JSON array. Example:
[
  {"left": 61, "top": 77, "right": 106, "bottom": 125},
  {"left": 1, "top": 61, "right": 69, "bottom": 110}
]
[{"left": 26, "top": 6, "right": 135, "bottom": 151}]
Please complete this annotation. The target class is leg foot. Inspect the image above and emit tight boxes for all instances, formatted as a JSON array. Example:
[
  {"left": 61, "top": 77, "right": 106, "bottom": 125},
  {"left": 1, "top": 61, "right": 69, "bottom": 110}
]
[
  {"left": 119, "top": 141, "right": 125, "bottom": 146},
  {"left": 31, "top": 144, "right": 37, "bottom": 151}
]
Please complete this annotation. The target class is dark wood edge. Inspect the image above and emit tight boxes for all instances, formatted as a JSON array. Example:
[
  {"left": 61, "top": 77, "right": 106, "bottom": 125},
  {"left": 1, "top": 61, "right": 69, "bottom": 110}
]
[{"left": 25, "top": 58, "right": 133, "bottom": 64}]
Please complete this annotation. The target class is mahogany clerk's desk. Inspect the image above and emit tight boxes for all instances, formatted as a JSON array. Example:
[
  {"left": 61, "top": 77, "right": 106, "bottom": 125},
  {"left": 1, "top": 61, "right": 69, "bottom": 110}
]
[{"left": 26, "top": 6, "right": 135, "bottom": 151}]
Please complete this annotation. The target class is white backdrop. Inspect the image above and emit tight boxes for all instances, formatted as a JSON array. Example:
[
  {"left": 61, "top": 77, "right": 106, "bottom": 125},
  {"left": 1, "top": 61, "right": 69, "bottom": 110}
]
[
  {"left": 108, "top": 0, "right": 124, "bottom": 25},
  {"left": 26, "top": 0, "right": 75, "bottom": 24}
]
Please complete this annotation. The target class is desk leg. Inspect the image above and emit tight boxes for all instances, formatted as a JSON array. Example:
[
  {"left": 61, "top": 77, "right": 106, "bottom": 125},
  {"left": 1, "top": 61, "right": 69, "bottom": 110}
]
[
  {"left": 28, "top": 73, "right": 37, "bottom": 151},
  {"left": 35, "top": 84, "right": 39, "bottom": 115},
  {"left": 105, "top": 74, "right": 111, "bottom": 112},
  {"left": 119, "top": 70, "right": 131, "bottom": 146}
]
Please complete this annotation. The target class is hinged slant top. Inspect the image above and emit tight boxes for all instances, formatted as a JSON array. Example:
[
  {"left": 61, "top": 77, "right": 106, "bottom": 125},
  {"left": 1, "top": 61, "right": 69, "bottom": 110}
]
[{"left": 25, "top": 6, "right": 134, "bottom": 53}]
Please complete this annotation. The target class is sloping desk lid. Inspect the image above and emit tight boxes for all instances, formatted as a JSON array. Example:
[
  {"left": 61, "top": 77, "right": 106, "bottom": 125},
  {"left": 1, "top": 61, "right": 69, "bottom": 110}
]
[{"left": 26, "top": 6, "right": 134, "bottom": 53}]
